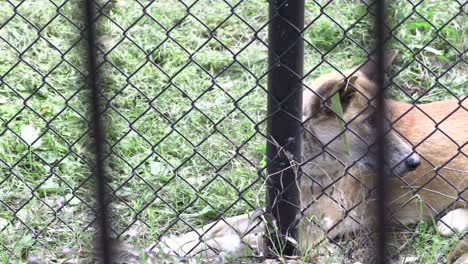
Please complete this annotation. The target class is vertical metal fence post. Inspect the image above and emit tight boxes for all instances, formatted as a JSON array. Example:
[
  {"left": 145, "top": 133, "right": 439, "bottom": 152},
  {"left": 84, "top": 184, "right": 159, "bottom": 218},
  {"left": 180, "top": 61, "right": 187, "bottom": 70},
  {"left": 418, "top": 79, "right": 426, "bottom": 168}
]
[
  {"left": 84, "top": 0, "right": 112, "bottom": 263},
  {"left": 266, "top": 0, "right": 304, "bottom": 256},
  {"left": 374, "top": 0, "right": 388, "bottom": 263}
]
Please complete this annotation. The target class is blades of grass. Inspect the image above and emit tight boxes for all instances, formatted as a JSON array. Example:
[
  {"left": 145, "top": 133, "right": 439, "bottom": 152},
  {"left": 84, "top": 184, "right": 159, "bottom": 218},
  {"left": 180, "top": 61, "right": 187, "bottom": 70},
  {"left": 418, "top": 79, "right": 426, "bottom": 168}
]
[
  {"left": 330, "top": 81, "right": 350, "bottom": 154},
  {"left": 0, "top": 250, "right": 7, "bottom": 264}
]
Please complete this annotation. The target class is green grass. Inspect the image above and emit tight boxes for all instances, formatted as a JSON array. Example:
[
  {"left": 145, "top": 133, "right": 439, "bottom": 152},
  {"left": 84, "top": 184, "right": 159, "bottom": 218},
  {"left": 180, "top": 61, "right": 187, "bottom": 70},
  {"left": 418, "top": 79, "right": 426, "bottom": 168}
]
[
  {"left": 411, "top": 220, "right": 464, "bottom": 263},
  {"left": 0, "top": 0, "right": 466, "bottom": 262}
]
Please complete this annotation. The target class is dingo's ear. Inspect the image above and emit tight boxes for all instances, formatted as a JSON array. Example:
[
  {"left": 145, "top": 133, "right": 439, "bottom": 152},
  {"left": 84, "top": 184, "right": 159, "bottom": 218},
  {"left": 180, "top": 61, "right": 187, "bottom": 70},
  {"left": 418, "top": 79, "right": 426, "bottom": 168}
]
[
  {"left": 310, "top": 75, "right": 359, "bottom": 116},
  {"left": 359, "top": 50, "right": 398, "bottom": 80}
]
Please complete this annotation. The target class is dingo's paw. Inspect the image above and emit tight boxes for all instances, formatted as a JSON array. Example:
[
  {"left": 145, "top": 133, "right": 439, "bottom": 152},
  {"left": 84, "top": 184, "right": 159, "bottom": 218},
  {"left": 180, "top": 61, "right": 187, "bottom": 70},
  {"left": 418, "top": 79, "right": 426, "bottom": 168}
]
[{"left": 437, "top": 208, "right": 468, "bottom": 236}]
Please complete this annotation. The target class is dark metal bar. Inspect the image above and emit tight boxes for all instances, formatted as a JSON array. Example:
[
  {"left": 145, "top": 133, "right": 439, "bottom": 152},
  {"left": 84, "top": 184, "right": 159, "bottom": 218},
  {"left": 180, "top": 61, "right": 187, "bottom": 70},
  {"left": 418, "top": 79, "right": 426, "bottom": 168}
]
[
  {"left": 374, "top": 0, "right": 388, "bottom": 263},
  {"left": 265, "top": 0, "right": 304, "bottom": 256},
  {"left": 83, "top": 1, "right": 112, "bottom": 263}
]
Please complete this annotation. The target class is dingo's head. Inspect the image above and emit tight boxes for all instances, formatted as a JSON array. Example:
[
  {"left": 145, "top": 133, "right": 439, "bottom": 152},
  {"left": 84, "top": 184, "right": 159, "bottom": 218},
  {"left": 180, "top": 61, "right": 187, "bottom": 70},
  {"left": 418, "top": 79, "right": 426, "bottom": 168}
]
[{"left": 302, "top": 50, "right": 420, "bottom": 177}]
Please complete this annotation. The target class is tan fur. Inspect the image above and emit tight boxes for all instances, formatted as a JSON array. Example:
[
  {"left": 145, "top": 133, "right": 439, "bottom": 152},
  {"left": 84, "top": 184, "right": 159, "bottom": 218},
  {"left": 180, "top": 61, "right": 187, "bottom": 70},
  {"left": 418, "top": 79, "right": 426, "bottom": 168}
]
[
  {"left": 386, "top": 99, "right": 467, "bottom": 221},
  {"left": 163, "top": 51, "right": 467, "bottom": 262}
]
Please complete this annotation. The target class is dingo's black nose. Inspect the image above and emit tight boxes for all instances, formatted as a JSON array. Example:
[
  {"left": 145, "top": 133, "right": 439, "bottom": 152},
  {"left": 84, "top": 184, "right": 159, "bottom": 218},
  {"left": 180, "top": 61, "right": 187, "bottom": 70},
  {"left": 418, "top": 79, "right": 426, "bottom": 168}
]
[{"left": 405, "top": 155, "right": 420, "bottom": 171}]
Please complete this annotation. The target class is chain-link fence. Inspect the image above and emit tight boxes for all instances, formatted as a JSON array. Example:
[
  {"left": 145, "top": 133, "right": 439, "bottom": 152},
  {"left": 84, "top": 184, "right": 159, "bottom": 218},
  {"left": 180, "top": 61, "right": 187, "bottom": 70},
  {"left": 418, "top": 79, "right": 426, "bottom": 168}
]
[{"left": 0, "top": 0, "right": 466, "bottom": 263}]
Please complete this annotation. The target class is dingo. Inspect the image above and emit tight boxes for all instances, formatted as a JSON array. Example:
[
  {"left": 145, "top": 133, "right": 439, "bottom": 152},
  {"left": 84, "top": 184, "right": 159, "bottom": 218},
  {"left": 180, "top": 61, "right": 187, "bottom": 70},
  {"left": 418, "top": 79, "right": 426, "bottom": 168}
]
[{"left": 163, "top": 51, "right": 467, "bottom": 263}]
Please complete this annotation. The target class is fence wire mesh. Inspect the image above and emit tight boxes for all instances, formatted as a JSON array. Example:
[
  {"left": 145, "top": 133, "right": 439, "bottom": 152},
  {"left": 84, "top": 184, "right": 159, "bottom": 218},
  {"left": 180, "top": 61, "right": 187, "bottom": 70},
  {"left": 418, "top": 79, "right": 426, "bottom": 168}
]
[{"left": 0, "top": 0, "right": 466, "bottom": 263}]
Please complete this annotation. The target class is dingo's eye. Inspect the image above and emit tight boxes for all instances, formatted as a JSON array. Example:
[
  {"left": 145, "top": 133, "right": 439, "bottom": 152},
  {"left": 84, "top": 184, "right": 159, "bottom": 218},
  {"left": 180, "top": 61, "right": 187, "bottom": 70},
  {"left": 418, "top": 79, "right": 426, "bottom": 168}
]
[{"left": 367, "top": 116, "right": 376, "bottom": 125}]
